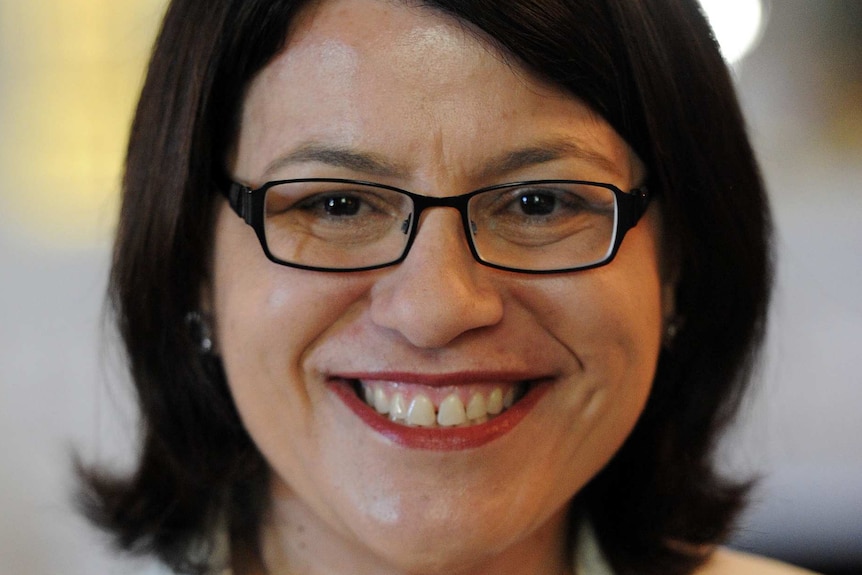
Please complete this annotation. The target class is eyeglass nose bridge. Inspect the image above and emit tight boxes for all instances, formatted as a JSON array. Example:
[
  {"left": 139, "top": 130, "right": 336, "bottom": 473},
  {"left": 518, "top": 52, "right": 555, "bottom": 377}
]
[
  {"left": 408, "top": 191, "right": 474, "bottom": 221},
  {"left": 399, "top": 192, "right": 479, "bottom": 261},
  {"left": 386, "top": 190, "right": 487, "bottom": 271}
]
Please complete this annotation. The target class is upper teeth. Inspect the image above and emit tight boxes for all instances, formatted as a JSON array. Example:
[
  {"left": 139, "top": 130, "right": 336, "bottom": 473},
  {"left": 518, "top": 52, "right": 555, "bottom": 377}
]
[{"left": 361, "top": 382, "right": 518, "bottom": 428}]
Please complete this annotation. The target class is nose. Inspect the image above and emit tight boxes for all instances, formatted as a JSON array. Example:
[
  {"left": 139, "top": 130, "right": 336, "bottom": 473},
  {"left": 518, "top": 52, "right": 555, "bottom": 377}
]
[{"left": 369, "top": 209, "right": 504, "bottom": 349}]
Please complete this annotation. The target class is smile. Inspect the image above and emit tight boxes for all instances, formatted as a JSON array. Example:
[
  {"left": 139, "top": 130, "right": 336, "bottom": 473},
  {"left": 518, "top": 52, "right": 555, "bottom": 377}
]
[
  {"left": 328, "top": 373, "right": 550, "bottom": 450},
  {"left": 356, "top": 380, "right": 524, "bottom": 428}
]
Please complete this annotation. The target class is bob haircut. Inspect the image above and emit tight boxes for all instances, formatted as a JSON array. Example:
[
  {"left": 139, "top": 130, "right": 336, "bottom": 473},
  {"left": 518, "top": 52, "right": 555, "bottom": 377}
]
[{"left": 79, "top": 1, "right": 772, "bottom": 574}]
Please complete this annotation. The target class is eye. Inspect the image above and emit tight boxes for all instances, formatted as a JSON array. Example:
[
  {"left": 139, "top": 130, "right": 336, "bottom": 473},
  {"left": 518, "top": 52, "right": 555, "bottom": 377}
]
[
  {"left": 265, "top": 181, "right": 412, "bottom": 226},
  {"left": 471, "top": 182, "right": 616, "bottom": 239},
  {"left": 517, "top": 192, "right": 558, "bottom": 216},
  {"left": 505, "top": 187, "right": 589, "bottom": 219},
  {"left": 294, "top": 191, "right": 378, "bottom": 219},
  {"left": 319, "top": 194, "right": 361, "bottom": 216}
]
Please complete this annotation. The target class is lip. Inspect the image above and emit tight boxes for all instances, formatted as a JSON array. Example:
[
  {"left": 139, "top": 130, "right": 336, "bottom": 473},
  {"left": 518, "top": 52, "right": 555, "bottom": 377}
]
[{"left": 327, "top": 372, "right": 551, "bottom": 450}]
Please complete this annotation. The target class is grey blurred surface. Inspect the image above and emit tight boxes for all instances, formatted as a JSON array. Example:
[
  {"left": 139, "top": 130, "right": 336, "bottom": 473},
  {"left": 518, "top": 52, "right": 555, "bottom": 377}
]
[
  {"left": 722, "top": 2, "right": 862, "bottom": 569},
  {"left": 1, "top": 1, "right": 860, "bottom": 573}
]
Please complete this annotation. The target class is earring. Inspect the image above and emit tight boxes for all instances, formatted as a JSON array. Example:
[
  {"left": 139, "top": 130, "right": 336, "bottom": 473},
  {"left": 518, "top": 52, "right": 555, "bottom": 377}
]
[
  {"left": 184, "top": 311, "right": 214, "bottom": 354},
  {"left": 663, "top": 315, "right": 683, "bottom": 348}
]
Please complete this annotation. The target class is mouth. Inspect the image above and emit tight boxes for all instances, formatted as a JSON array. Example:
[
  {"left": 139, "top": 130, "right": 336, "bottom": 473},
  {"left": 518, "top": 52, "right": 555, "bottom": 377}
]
[
  {"left": 354, "top": 380, "right": 527, "bottom": 428},
  {"left": 327, "top": 373, "right": 549, "bottom": 450}
]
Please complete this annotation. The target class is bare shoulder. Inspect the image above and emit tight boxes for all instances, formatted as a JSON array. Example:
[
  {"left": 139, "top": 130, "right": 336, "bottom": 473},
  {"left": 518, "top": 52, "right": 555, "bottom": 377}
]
[{"left": 695, "top": 548, "right": 821, "bottom": 575}]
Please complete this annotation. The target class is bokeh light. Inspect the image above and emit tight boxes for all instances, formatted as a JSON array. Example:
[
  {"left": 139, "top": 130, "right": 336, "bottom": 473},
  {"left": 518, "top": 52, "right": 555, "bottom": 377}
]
[{"left": 698, "top": 0, "right": 766, "bottom": 64}]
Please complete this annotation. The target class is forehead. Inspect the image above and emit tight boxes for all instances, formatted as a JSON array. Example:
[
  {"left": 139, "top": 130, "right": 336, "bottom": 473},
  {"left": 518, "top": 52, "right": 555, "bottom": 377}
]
[
  {"left": 251, "top": 0, "right": 542, "bottom": 113},
  {"left": 283, "top": 0, "right": 499, "bottom": 76},
  {"left": 234, "top": 0, "right": 636, "bottom": 186}
]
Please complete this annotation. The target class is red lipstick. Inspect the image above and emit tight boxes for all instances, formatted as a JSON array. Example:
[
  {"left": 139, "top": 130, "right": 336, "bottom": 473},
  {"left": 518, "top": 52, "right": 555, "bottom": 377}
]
[{"left": 328, "top": 375, "right": 549, "bottom": 450}]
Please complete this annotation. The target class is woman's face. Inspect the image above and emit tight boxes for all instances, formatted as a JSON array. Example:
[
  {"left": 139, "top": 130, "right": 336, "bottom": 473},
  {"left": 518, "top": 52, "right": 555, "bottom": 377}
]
[{"left": 212, "top": 0, "right": 671, "bottom": 572}]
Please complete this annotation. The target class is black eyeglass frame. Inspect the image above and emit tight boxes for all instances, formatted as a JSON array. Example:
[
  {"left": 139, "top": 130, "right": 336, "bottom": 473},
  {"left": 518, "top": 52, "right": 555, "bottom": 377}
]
[{"left": 220, "top": 178, "right": 651, "bottom": 274}]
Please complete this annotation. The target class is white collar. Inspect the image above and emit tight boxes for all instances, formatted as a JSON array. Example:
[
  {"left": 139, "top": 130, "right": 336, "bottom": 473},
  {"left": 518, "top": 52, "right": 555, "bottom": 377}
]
[{"left": 574, "top": 520, "right": 616, "bottom": 575}]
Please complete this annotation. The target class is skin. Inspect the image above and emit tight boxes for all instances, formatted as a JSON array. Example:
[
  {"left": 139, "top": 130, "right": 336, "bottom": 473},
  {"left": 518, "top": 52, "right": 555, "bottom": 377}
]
[{"left": 211, "top": 0, "right": 683, "bottom": 573}]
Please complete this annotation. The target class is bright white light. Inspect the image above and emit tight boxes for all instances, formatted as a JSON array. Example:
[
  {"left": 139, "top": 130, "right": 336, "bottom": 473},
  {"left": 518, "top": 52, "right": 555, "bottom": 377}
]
[{"left": 698, "top": 0, "right": 765, "bottom": 64}]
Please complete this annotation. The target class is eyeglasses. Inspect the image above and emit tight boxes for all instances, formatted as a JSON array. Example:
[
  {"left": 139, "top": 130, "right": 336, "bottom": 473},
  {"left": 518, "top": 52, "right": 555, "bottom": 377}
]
[{"left": 221, "top": 178, "right": 650, "bottom": 274}]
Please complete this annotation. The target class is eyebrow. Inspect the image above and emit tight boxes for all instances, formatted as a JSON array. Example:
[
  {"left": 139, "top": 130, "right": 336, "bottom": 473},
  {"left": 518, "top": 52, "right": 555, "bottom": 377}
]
[
  {"left": 262, "top": 143, "right": 408, "bottom": 180},
  {"left": 478, "top": 139, "right": 622, "bottom": 181},
  {"left": 261, "top": 138, "right": 622, "bottom": 182}
]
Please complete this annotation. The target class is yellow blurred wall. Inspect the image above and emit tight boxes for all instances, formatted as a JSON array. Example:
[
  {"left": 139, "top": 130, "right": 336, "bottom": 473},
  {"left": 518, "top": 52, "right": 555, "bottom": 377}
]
[{"left": 0, "top": 1, "right": 165, "bottom": 249}]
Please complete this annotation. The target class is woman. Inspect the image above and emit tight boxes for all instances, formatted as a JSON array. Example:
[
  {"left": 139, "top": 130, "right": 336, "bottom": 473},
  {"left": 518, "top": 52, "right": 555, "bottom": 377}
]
[{"left": 79, "top": 1, "right": 811, "bottom": 574}]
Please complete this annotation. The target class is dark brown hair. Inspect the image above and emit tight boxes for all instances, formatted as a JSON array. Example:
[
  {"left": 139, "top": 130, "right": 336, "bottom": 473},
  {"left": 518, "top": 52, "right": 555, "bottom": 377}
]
[{"left": 78, "top": 1, "right": 772, "bottom": 574}]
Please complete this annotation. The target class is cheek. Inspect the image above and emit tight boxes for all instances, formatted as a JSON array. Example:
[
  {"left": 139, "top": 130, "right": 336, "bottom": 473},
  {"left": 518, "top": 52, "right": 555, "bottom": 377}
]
[
  {"left": 514, "top": 272, "right": 663, "bottom": 364},
  {"left": 511, "top": 211, "right": 666, "bottom": 409},
  {"left": 534, "top": 274, "right": 661, "bottom": 435},
  {"left": 210, "top": 205, "right": 370, "bottom": 418},
  {"left": 212, "top": 203, "right": 361, "bottom": 343}
]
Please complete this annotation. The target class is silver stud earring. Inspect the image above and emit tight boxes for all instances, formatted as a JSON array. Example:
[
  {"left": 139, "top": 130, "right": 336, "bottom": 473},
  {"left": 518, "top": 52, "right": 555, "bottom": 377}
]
[{"left": 184, "top": 311, "right": 214, "bottom": 354}]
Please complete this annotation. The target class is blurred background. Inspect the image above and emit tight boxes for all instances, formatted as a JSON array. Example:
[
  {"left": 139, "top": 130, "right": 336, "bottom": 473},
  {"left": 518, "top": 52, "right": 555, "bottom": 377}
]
[{"left": 0, "top": 1, "right": 860, "bottom": 573}]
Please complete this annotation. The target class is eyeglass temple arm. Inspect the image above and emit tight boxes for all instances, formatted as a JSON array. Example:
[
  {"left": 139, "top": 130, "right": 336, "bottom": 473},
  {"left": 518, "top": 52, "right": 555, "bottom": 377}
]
[
  {"left": 219, "top": 179, "right": 255, "bottom": 225},
  {"left": 619, "top": 186, "right": 651, "bottom": 230}
]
